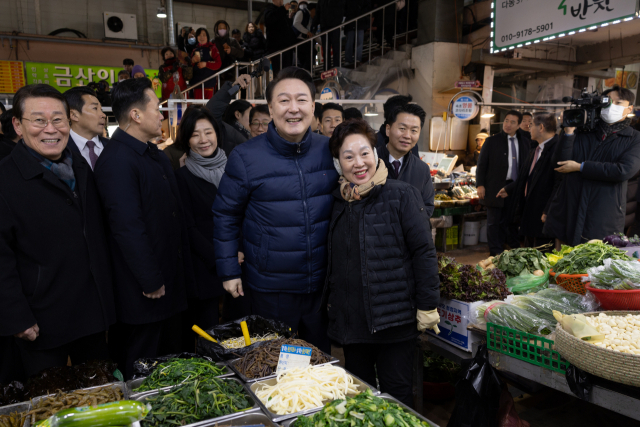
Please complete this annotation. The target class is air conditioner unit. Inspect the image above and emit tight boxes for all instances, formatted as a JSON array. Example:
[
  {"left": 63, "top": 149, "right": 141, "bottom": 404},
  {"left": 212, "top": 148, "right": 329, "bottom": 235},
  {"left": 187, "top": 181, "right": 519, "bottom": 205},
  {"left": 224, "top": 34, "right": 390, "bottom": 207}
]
[{"left": 104, "top": 12, "right": 138, "bottom": 40}]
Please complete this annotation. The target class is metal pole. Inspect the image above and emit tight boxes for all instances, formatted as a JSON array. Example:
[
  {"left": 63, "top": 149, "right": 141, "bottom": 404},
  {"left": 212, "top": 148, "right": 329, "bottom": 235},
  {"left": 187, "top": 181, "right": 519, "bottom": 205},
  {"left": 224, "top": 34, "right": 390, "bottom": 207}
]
[
  {"left": 394, "top": 1, "right": 397, "bottom": 50},
  {"left": 201, "top": 82, "right": 204, "bottom": 99},
  {"left": 406, "top": 0, "right": 409, "bottom": 44},
  {"left": 296, "top": 45, "right": 298, "bottom": 68},
  {"left": 382, "top": 5, "right": 385, "bottom": 51},
  {"left": 248, "top": 0, "right": 253, "bottom": 23},
  {"left": 235, "top": 64, "right": 240, "bottom": 99},
  {"left": 354, "top": 19, "right": 357, "bottom": 69},
  {"left": 167, "top": 0, "right": 176, "bottom": 46},
  {"left": 339, "top": 24, "right": 342, "bottom": 68},
  {"left": 369, "top": 11, "right": 372, "bottom": 64},
  {"left": 325, "top": 34, "right": 329, "bottom": 70}
]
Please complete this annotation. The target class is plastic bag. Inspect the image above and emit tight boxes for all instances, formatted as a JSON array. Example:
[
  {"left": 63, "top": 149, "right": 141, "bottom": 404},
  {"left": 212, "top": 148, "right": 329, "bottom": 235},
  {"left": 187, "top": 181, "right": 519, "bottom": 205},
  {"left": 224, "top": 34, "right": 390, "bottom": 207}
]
[
  {"left": 553, "top": 311, "right": 604, "bottom": 343},
  {"left": 565, "top": 364, "right": 592, "bottom": 401},
  {"left": 586, "top": 258, "right": 640, "bottom": 290},
  {"left": 472, "top": 301, "right": 553, "bottom": 336},
  {"left": 132, "top": 353, "right": 213, "bottom": 379},
  {"left": 506, "top": 286, "right": 598, "bottom": 326},
  {"left": 196, "top": 315, "right": 294, "bottom": 362},
  {"left": 506, "top": 270, "right": 549, "bottom": 294},
  {"left": 498, "top": 383, "right": 531, "bottom": 427},
  {"left": 534, "top": 285, "right": 600, "bottom": 312},
  {"left": 448, "top": 344, "right": 502, "bottom": 427}
]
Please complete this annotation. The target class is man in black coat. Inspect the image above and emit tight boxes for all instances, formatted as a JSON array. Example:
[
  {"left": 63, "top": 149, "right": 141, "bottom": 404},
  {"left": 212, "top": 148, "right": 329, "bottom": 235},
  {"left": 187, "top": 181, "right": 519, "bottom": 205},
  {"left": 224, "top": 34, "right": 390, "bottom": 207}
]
[
  {"left": 376, "top": 94, "right": 420, "bottom": 157},
  {"left": 63, "top": 86, "right": 109, "bottom": 170},
  {"left": 545, "top": 85, "right": 640, "bottom": 245},
  {"left": 316, "top": 0, "right": 345, "bottom": 70},
  {"left": 0, "top": 84, "right": 115, "bottom": 377},
  {"left": 477, "top": 110, "right": 531, "bottom": 255},
  {"left": 0, "top": 109, "right": 19, "bottom": 162},
  {"left": 93, "top": 78, "right": 189, "bottom": 379},
  {"left": 499, "top": 113, "right": 562, "bottom": 249},
  {"left": 265, "top": 0, "right": 296, "bottom": 75},
  {"left": 377, "top": 103, "right": 434, "bottom": 218}
]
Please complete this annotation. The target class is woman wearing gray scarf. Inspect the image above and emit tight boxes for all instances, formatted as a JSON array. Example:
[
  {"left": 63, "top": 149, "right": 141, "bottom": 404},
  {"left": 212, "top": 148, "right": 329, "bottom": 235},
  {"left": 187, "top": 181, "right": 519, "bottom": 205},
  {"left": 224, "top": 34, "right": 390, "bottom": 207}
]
[{"left": 175, "top": 107, "right": 229, "bottom": 338}]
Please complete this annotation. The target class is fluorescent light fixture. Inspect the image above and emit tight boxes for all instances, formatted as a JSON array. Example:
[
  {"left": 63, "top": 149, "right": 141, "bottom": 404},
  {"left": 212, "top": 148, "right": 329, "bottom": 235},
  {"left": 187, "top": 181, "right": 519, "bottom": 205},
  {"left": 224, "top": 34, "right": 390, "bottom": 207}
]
[
  {"left": 490, "top": 48, "right": 494, "bottom": 53},
  {"left": 491, "top": 12, "right": 494, "bottom": 18},
  {"left": 364, "top": 105, "right": 378, "bottom": 116},
  {"left": 549, "top": 36, "right": 556, "bottom": 39},
  {"left": 624, "top": 17, "right": 634, "bottom": 21},
  {"left": 613, "top": 20, "right": 621, "bottom": 24},
  {"left": 601, "top": 23, "right": 609, "bottom": 27},
  {"left": 481, "top": 108, "right": 495, "bottom": 118},
  {"left": 517, "top": 44, "right": 522, "bottom": 47},
  {"left": 534, "top": 40, "right": 540, "bottom": 43},
  {"left": 543, "top": 37, "right": 549, "bottom": 41},
  {"left": 569, "top": 31, "right": 576, "bottom": 35},
  {"left": 525, "top": 42, "right": 531, "bottom": 45},
  {"left": 579, "top": 28, "right": 586, "bottom": 32},
  {"left": 491, "top": 2, "right": 494, "bottom": 8},
  {"left": 558, "top": 33, "right": 565, "bottom": 37},
  {"left": 501, "top": 48, "right": 507, "bottom": 51},
  {"left": 157, "top": 7, "right": 167, "bottom": 18},
  {"left": 491, "top": 22, "right": 494, "bottom": 28},
  {"left": 490, "top": 31, "right": 494, "bottom": 37},
  {"left": 509, "top": 46, "right": 515, "bottom": 49},
  {"left": 589, "top": 26, "right": 597, "bottom": 29}
]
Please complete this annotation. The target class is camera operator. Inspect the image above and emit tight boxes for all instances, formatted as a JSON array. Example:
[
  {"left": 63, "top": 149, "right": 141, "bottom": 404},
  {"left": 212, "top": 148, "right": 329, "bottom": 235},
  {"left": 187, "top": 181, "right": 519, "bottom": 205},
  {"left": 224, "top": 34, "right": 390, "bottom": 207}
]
[{"left": 544, "top": 85, "right": 640, "bottom": 246}]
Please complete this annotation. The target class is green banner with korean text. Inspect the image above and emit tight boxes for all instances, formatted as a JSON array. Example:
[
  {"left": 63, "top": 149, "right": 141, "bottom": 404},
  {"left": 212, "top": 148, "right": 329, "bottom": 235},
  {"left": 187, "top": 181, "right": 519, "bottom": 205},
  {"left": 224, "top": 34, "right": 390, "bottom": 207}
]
[{"left": 24, "top": 62, "right": 162, "bottom": 98}]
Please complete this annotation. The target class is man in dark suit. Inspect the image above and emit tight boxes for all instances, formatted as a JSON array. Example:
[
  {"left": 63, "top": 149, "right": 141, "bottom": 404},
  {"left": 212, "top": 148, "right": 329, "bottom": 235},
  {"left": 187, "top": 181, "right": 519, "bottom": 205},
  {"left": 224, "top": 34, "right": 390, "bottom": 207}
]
[
  {"left": 63, "top": 87, "right": 108, "bottom": 170},
  {"left": 498, "top": 113, "right": 562, "bottom": 250},
  {"left": 376, "top": 94, "right": 420, "bottom": 157},
  {"left": 93, "top": 78, "right": 189, "bottom": 379},
  {"left": 0, "top": 109, "right": 19, "bottom": 162},
  {"left": 477, "top": 110, "right": 531, "bottom": 255},
  {"left": 0, "top": 84, "right": 115, "bottom": 377},
  {"left": 377, "top": 103, "right": 435, "bottom": 217}
]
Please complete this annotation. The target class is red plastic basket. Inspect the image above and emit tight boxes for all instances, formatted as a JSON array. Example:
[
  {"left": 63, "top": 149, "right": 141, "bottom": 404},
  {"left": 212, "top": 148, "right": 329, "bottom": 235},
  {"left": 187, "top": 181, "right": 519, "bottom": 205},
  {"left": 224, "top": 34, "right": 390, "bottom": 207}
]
[
  {"left": 585, "top": 284, "right": 640, "bottom": 310},
  {"left": 549, "top": 269, "right": 588, "bottom": 295}
]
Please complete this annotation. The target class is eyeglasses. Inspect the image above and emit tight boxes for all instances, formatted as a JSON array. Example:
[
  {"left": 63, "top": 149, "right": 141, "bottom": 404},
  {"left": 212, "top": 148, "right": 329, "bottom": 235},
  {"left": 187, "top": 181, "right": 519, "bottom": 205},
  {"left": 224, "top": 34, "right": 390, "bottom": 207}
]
[
  {"left": 22, "top": 117, "right": 68, "bottom": 129},
  {"left": 250, "top": 121, "right": 270, "bottom": 129}
]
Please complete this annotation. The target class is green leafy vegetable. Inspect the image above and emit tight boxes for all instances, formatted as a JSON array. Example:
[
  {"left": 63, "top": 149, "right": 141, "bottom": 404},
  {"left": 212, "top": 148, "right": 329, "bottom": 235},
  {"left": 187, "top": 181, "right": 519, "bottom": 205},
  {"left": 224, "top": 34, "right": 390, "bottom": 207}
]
[
  {"left": 437, "top": 254, "right": 510, "bottom": 302},
  {"left": 494, "top": 248, "right": 550, "bottom": 278},
  {"left": 423, "top": 351, "right": 461, "bottom": 383},
  {"left": 293, "top": 389, "right": 430, "bottom": 427},
  {"left": 552, "top": 242, "right": 631, "bottom": 275},
  {"left": 135, "top": 358, "right": 226, "bottom": 393},
  {"left": 476, "top": 301, "right": 552, "bottom": 336}
]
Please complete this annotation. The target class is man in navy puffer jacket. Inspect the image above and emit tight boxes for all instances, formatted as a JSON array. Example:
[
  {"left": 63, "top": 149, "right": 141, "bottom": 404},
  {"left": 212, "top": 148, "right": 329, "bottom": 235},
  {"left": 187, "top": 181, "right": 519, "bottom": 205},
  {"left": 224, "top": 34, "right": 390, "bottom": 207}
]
[{"left": 213, "top": 67, "right": 338, "bottom": 352}]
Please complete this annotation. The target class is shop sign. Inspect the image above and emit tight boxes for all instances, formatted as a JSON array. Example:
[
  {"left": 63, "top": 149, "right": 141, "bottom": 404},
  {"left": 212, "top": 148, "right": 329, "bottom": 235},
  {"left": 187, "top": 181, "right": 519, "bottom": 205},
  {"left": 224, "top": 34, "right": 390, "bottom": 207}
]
[
  {"left": 492, "top": 0, "right": 638, "bottom": 52},
  {"left": 455, "top": 80, "right": 481, "bottom": 88},
  {"left": 452, "top": 96, "right": 478, "bottom": 121},
  {"left": 25, "top": 62, "right": 162, "bottom": 97},
  {"left": 426, "top": 298, "right": 485, "bottom": 352},
  {"left": 276, "top": 344, "right": 312, "bottom": 374},
  {"left": 321, "top": 68, "right": 338, "bottom": 80},
  {"left": 0, "top": 61, "right": 26, "bottom": 94}
]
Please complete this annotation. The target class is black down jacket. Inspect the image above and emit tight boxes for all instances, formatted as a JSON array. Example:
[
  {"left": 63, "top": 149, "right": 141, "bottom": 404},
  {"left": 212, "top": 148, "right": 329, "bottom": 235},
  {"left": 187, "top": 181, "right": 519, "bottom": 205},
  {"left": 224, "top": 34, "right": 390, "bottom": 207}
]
[
  {"left": 544, "top": 126, "right": 640, "bottom": 245},
  {"left": 324, "top": 179, "right": 439, "bottom": 335},
  {"left": 242, "top": 29, "right": 266, "bottom": 61}
]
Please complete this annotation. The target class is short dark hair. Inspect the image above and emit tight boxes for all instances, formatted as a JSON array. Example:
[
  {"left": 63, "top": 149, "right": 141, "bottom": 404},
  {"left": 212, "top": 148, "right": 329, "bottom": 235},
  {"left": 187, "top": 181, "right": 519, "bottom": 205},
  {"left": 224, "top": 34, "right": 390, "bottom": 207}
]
[
  {"left": 314, "top": 102, "right": 323, "bottom": 120},
  {"left": 13, "top": 84, "right": 69, "bottom": 120},
  {"left": 0, "top": 109, "right": 17, "bottom": 140},
  {"left": 266, "top": 67, "right": 315, "bottom": 104},
  {"left": 64, "top": 86, "right": 98, "bottom": 113},
  {"left": 533, "top": 112, "right": 557, "bottom": 133},
  {"left": 111, "top": 77, "right": 153, "bottom": 124},
  {"left": 123, "top": 58, "right": 134, "bottom": 66},
  {"left": 0, "top": 103, "right": 5, "bottom": 114},
  {"left": 387, "top": 103, "right": 426, "bottom": 127},
  {"left": 322, "top": 102, "right": 344, "bottom": 119},
  {"left": 175, "top": 106, "right": 221, "bottom": 152},
  {"left": 383, "top": 94, "right": 412, "bottom": 123},
  {"left": 118, "top": 70, "right": 130, "bottom": 79},
  {"left": 161, "top": 46, "right": 176, "bottom": 59},
  {"left": 522, "top": 112, "right": 533, "bottom": 118},
  {"left": 603, "top": 85, "right": 636, "bottom": 106},
  {"left": 232, "top": 29, "right": 241, "bottom": 35},
  {"left": 329, "top": 118, "right": 376, "bottom": 158},
  {"left": 195, "top": 27, "right": 210, "bottom": 42},
  {"left": 344, "top": 107, "right": 363, "bottom": 120},
  {"left": 505, "top": 110, "right": 523, "bottom": 124},
  {"left": 223, "top": 100, "right": 252, "bottom": 126},
  {"left": 249, "top": 104, "right": 270, "bottom": 122}
]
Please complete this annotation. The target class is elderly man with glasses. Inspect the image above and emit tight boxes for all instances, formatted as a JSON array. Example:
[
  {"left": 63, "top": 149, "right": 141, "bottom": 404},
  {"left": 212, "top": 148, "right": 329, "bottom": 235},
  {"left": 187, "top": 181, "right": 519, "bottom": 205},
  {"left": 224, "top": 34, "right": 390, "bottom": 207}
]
[{"left": 0, "top": 84, "right": 115, "bottom": 376}]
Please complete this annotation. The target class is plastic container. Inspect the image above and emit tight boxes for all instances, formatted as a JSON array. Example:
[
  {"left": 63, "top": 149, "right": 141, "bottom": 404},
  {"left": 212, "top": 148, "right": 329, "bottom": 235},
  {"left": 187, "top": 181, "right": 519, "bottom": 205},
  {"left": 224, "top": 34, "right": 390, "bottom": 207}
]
[
  {"left": 585, "top": 285, "right": 640, "bottom": 310},
  {"left": 549, "top": 269, "right": 589, "bottom": 295},
  {"left": 463, "top": 221, "right": 480, "bottom": 246},
  {"left": 479, "top": 219, "right": 487, "bottom": 243}
]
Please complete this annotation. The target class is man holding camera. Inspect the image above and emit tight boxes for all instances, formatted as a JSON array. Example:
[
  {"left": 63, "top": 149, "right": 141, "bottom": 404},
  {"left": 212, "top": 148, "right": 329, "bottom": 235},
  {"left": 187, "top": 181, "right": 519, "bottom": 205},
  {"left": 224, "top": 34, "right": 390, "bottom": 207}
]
[{"left": 544, "top": 85, "right": 640, "bottom": 246}]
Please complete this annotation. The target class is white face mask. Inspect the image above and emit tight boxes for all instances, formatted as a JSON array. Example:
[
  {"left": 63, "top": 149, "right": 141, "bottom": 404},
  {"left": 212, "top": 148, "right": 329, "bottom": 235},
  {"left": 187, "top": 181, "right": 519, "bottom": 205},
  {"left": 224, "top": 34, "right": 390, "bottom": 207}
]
[
  {"left": 218, "top": 29, "right": 227, "bottom": 37},
  {"left": 601, "top": 103, "right": 628, "bottom": 124}
]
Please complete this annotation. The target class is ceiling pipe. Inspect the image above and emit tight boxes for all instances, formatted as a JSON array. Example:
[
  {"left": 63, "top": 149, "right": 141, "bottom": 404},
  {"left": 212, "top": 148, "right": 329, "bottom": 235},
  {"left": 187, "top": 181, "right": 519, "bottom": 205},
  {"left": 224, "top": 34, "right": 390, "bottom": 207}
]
[{"left": 167, "top": 0, "right": 176, "bottom": 47}]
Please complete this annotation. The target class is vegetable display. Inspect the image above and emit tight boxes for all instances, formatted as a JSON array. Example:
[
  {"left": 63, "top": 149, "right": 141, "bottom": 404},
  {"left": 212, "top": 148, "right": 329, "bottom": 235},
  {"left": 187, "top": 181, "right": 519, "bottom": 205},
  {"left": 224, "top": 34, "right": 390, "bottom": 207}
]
[
  {"left": 506, "top": 287, "right": 598, "bottom": 326},
  {"left": 134, "top": 358, "right": 227, "bottom": 393},
  {"left": 584, "top": 313, "right": 640, "bottom": 354},
  {"left": 220, "top": 333, "right": 280, "bottom": 349},
  {"left": 141, "top": 378, "right": 251, "bottom": 427},
  {"left": 587, "top": 259, "right": 640, "bottom": 290},
  {"left": 547, "top": 245, "right": 572, "bottom": 267},
  {"left": 0, "top": 411, "right": 27, "bottom": 427},
  {"left": 493, "top": 248, "right": 550, "bottom": 278},
  {"left": 27, "top": 386, "right": 124, "bottom": 424},
  {"left": 603, "top": 233, "right": 640, "bottom": 248},
  {"left": 233, "top": 338, "right": 332, "bottom": 379},
  {"left": 254, "top": 365, "right": 360, "bottom": 415},
  {"left": 438, "top": 254, "right": 510, "bottom": 302},
  {"left": 36, "top": 401, "right": 149, "bottom": 427},
  {"left": 423, "top": 351, "right": 461, "bottom": 384},
  {"left": 552, "top": 242, "right": 631, "bottom": 275},
  {"left": 293, "top": 389, "right": 431, "bottom": 427},
  {"left": 474, "top": 301, "right": 553, "bottom": 335}
]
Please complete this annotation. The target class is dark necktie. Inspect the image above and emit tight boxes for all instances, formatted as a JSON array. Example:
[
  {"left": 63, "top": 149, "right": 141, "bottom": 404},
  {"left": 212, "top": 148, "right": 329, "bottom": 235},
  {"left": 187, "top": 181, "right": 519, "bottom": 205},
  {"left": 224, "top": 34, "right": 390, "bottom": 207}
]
[
  {"left": 86, "top": 140, "right": 98, "bottom": 170},
  {"left": 392, "top": 160, "right": 401, "bottom": 177},
  {"left": 509, "top": 137, "right": 518, "bottom": 181},
  {"left": 525, "top": 145, "right": 541, "bottom": 196}
]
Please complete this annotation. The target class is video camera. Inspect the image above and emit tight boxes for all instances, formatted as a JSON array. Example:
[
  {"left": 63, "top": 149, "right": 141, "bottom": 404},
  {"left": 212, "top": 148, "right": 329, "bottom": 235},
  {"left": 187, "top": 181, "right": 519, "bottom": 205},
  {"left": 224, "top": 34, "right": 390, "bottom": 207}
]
[{"left": 562, "top": 88, "right": 610, "bottom": 131}]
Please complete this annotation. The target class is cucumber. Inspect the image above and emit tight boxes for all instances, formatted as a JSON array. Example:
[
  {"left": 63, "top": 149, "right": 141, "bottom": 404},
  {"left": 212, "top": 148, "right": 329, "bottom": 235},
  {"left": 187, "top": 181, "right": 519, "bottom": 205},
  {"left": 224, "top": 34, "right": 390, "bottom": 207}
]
[{"left": 36, "top": 401, "right": 150, "bottom": 427}]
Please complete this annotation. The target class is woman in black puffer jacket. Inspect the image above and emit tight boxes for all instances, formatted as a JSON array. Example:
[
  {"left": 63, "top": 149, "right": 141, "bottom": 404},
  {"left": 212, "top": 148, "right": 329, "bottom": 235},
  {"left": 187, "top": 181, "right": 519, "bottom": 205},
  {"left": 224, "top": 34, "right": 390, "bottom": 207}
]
[
  {"left": 324, "top": 119, "right": 440, "bottom": 407},
  {"left": 242, "top": 22, "right": 266, "bottom": 61}
]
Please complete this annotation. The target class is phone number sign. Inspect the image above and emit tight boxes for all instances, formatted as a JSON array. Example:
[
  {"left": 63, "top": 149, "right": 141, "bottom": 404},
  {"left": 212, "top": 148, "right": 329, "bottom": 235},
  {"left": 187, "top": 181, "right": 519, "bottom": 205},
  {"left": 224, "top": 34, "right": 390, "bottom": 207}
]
[
  {"left": 452, "top": 96, "right": 478, "bottom": 121},
  {"left": 492, "top": 0, "right": 638, "bottom": 51}
]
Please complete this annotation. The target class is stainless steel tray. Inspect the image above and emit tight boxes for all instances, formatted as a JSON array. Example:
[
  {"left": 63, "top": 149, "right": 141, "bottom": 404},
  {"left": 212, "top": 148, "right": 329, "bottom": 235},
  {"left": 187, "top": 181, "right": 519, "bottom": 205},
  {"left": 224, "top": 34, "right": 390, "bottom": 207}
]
[
  {"left": 280, "top": 394, "right": 439, "bottom": 427},
  {"left": 25, "top": 382, "right": 127, "bottom": 427},
  {"left": 227, "top": 350, "right": 339, "bottom": 383},
  {"left": 127, "top": 362, "right": 234, "bottom": 397},
  {"left": 248, "top": 371, "right": 378, "bottom": 423},
  {"left": 0, "top": 401, "right": 30, "bottom": 415},
  {"left": 186, "top": 411, "right": 281, "bottom": 427},
  {"left": 132, "top": 377, "right": 261, "bottom": 427}
]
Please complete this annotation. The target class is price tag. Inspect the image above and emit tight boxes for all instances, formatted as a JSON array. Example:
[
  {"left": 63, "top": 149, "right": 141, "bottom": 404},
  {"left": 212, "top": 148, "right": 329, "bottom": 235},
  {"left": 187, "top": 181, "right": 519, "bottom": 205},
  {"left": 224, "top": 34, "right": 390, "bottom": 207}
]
[{"left": 276, "top": 344, "right": 312, "bottom": 375}]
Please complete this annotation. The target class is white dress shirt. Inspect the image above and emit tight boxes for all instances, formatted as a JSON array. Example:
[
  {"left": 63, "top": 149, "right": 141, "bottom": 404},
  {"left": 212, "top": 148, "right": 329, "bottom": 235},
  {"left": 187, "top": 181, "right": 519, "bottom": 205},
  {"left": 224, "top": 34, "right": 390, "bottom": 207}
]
[
  {"left": 70, "top": 129, "right": 103, "bottom": 170},
  {"left": 388, "top": 151, "right": 404, "bottom": 174},
  {"left": 505, "top": 133, "right": 520, "bottom": 181}
]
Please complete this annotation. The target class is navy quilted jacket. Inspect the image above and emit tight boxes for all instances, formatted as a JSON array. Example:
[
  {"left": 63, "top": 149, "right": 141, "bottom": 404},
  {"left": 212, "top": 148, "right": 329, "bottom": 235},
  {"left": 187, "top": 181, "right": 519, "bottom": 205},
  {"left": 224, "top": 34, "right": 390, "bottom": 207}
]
[{"left": 213, "top": 122, "right": 339, "bottom": 293}]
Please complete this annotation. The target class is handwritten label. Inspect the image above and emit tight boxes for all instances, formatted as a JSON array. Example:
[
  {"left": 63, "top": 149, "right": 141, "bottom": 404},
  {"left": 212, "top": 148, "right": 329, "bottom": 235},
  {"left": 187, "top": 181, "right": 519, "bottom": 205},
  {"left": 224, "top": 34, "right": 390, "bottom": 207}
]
[{"left": 276, "top": 344, "right": 312, "bottom": 374}]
